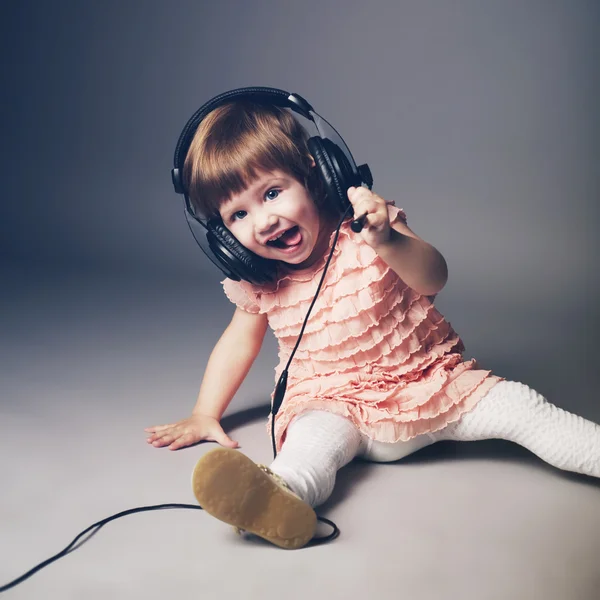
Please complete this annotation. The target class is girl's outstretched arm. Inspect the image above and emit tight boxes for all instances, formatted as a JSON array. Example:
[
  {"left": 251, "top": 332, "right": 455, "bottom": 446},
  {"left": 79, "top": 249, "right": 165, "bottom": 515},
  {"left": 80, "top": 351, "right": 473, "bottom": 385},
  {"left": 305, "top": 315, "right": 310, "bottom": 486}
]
[
  {"left": 347, "top": 186, "right": 448, "bottom": 296},
  {"left": 191, "top": 307, "right": 268, "bottom": 419},
  {"left": 377, "top": 220, "right": 448, "bottom": 297},
  {"left": 145, "top": 307, "right": 268, "bottom": 450}
]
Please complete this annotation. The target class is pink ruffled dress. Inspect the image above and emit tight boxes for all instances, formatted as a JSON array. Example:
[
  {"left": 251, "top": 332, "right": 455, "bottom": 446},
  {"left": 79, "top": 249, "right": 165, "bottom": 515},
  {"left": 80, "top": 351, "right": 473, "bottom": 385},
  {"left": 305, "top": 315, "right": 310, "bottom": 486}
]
[{"left": 222, "top": 204, "right": 503, "bottom": 452}]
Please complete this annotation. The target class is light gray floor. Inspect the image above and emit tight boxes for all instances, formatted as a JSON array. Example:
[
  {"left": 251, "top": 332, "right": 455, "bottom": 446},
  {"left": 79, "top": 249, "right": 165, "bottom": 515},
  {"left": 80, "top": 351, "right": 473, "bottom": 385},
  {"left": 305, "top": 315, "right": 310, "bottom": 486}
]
[{"left": 1, "top": 265, "right": 599, "bottom": 600}]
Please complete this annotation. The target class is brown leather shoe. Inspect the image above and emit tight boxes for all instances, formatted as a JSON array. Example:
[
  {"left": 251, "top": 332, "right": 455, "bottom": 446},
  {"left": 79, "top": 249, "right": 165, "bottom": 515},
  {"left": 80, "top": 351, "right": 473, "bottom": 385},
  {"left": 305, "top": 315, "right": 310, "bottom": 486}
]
[{"left": 191, "top": 447, "right": 317, "bottom": 549}]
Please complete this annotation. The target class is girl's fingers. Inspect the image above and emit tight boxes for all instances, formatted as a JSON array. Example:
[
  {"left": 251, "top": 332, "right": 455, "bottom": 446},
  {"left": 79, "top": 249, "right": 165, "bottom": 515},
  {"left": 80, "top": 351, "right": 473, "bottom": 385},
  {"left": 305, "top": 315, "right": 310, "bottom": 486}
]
[
  {"left": 150, "top": 429, "right": 177, "bottom": 445},
  {"left": 350, "top": 201, "right": 371, "bottom": 222},
  {"left": 146, "top": 429, "right": 164, "bottom": 442},
  {"left": 153, "top": 434, "right": 174, "bottom": 446},
  {"left": 168, "top": 434, "right": 189, "bottom": 450},
  {"left": 144, "top": 424, "right": 174, "bottom": 432},
  {"left": 169, "top": 432, "right": 197, "bottom": 450},
  {"left": 348, "top": 186, "right": 385, "bottom": 208}
]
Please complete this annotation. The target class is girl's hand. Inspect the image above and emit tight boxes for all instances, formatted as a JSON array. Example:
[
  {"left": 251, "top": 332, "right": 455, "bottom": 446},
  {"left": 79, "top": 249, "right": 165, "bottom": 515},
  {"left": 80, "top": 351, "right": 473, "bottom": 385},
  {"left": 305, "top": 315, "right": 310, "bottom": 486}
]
[
  {"left": 346, "top": 186, "right": 392, "bottom": 249},
  {"left": 144, "top": 414, "right": 240, "bottom": 451}
]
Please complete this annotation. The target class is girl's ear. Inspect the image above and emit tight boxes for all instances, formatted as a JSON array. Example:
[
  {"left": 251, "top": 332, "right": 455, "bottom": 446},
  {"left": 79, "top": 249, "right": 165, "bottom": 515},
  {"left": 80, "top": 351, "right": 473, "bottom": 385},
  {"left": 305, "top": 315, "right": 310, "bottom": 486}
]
[{"left": 308, "top": 154, "right": 316, "bottom": 168}]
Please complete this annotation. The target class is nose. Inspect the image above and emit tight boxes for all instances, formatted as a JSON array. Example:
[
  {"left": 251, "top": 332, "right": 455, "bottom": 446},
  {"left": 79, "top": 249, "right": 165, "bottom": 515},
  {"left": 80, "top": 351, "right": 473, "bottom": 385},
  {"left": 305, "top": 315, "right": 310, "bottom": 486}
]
[{"left": 254, "top": 208, "right": 278, "bottom": 236}]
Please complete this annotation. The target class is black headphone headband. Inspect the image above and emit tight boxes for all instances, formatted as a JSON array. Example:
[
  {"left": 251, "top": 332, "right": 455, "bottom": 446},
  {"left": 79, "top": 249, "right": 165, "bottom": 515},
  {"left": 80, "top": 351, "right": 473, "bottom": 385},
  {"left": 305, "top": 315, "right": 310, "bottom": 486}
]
[{"left": 171, "top": 86, "right": 373, "bottom": 284}]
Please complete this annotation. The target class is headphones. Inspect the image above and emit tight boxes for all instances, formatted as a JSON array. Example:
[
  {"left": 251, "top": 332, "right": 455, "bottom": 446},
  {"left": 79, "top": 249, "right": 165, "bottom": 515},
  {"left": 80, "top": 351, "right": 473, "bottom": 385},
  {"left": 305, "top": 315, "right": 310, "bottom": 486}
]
[{"left": 171, "top": 86, "right": 373, "bottom": 284}]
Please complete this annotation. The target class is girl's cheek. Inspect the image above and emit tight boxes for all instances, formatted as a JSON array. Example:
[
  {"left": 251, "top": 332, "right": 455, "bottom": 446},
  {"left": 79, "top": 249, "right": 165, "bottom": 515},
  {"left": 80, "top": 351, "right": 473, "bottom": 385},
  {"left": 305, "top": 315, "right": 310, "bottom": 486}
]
[
  {"left": 237, "top": 229, "right": 253, "bottom": 247},
  {"left": 229, "top": 222, "right": 242, "bottom": 237}
]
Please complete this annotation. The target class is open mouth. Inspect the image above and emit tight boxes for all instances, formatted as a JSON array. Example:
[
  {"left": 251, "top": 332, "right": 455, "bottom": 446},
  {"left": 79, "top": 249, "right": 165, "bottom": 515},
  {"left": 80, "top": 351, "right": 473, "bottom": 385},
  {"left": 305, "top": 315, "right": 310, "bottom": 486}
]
[{"left": 266, "top": 226, "right": 302, "bottom": 248}]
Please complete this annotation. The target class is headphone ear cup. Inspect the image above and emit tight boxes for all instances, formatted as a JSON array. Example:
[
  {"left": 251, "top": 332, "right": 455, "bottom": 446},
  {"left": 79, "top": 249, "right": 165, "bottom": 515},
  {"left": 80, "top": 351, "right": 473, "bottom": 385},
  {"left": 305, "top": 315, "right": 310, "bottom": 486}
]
[
  {"left": 207, "top": 219, "right": 278, "bottom": 285},
  {"left": 308, "top": 137, "right": 360, "bottom": 214}
]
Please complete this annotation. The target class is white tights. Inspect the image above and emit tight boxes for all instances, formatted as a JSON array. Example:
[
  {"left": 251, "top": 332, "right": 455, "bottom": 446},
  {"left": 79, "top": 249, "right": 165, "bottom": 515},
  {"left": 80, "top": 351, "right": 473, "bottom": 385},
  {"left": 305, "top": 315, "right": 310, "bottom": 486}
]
[{"left": 269, "top": 380, "right": 600, "bottom": 507}]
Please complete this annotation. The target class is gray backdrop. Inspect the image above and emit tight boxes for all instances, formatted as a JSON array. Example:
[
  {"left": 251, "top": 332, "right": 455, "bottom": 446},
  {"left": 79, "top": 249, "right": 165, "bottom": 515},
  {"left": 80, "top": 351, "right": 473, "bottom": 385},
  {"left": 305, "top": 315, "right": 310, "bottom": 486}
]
[
  {"left": 3, "top": 0, "right": 598, "bottom": 294},
  {"left": 1, "top": 2, "right": 599, "bottom": 599}
]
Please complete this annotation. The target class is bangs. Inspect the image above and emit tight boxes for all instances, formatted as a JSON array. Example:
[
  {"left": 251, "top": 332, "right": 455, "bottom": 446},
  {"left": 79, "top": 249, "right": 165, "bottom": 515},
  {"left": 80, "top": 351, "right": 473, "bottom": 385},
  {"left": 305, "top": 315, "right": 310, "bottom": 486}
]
[{"left": 183, "top": 102, "right": 311, "bottom": 219}]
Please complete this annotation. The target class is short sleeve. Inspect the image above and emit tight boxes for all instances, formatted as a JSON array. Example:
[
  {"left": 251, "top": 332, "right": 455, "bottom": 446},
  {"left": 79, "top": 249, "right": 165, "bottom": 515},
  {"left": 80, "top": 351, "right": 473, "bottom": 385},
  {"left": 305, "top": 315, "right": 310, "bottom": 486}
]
[
  {"left": 221, "top": 278, "right": 261, "bottom": 314},
  {"left": 386, "top": 201, "right": 408, "bottom": 225}
]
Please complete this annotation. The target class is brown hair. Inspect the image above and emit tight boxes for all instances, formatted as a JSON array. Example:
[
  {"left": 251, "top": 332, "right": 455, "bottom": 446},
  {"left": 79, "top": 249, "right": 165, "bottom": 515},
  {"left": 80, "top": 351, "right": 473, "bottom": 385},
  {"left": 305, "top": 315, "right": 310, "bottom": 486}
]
[{"left": 183, "top": 101, "right": 332, "bottom": 220}]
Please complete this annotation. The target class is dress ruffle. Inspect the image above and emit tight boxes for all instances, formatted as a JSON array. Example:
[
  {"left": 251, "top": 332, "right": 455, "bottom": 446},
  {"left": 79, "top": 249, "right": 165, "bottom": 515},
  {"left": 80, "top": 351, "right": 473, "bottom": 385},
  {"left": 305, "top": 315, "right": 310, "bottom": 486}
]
[
  {"left": 222, "top": 278, "right": 261, "bottom": 314},
  {"left": 267, "top": 359, "right": 501, "bottom": 449},
  {"left": 221, "top": 202, "right": 503, "bottom": 452}
]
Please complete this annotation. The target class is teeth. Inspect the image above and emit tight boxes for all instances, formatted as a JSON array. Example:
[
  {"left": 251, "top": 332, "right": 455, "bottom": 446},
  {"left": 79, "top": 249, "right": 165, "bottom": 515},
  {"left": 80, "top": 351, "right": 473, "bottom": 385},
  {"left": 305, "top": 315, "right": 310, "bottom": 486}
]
[{"left": 268, "top": 229, "right": 289, "bottom": 243}]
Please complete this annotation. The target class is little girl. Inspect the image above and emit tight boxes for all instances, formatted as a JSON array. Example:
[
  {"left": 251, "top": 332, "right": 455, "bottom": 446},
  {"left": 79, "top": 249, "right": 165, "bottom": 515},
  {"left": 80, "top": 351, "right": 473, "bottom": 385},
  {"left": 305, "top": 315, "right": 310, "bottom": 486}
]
[{"left": 145, "top": 96, "right": 600, "bottom": 550}]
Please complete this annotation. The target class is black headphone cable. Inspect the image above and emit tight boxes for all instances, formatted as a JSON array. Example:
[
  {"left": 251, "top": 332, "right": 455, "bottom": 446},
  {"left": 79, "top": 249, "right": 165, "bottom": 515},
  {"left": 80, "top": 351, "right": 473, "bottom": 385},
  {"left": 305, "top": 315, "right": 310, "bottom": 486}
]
[{"left": 270, "top": 203, "right": 353, "bottom": 453}]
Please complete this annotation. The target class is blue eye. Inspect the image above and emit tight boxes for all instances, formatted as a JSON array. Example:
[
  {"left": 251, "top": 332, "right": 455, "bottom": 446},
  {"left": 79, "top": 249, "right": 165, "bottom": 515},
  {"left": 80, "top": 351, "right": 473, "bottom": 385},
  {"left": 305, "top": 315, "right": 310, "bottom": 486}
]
[{"left": 229, "top": 188, "right": 280, "bottom": 221}]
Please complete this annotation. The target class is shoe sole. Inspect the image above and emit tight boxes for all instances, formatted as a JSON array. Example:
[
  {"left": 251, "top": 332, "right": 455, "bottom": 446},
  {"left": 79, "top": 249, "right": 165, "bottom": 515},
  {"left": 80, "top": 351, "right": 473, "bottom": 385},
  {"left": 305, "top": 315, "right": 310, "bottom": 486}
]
[{"left": 191, "top": 447, "right": 317, "bottom": 549}]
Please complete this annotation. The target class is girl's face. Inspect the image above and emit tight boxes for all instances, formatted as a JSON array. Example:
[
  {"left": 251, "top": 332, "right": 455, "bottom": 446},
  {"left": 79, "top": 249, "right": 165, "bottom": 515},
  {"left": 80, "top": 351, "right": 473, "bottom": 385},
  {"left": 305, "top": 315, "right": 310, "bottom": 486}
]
[{"left": 219, "top": 168, "right": 332, "bottom": 270}]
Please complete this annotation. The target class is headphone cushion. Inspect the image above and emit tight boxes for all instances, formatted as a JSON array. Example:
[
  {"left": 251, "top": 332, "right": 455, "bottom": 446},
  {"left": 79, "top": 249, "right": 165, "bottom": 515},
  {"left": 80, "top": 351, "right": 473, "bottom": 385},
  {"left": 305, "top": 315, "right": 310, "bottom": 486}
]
[
  {"left": 307, "top": 137, "right": 350, "bottom": 214},
  {"left": 208, "top": 219, "right": 278, "bottom": 284}
]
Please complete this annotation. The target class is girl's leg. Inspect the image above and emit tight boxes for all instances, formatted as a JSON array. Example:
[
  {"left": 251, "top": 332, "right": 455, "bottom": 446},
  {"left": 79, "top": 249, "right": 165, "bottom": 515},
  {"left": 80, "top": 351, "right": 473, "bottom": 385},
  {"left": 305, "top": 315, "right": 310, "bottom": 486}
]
[
  {"left": 432, "top": 380, "right": 600, "bottom": 478},
  {"left": 357, "top": 431, "right": 438, "bottom": 463},
  {"left": 270, "top": 410, "right": 365, "bottom": 507}
]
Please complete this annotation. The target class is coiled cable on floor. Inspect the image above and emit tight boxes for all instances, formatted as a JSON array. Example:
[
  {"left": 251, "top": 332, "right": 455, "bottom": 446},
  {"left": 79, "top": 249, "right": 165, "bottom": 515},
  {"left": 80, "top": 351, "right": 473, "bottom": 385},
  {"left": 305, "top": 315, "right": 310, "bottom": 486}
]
[{"left": 0, "top": 502, "right": 339, "bottom": 592}]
